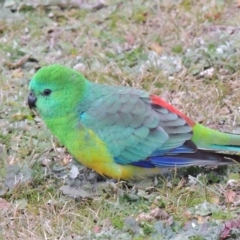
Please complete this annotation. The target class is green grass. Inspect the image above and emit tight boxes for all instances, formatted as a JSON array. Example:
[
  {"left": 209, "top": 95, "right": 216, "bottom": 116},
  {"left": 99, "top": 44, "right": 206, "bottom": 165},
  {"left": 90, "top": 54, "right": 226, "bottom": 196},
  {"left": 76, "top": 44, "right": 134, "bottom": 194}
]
[{"left": 0, "top": 0, "right": 240, "bottom": 239}]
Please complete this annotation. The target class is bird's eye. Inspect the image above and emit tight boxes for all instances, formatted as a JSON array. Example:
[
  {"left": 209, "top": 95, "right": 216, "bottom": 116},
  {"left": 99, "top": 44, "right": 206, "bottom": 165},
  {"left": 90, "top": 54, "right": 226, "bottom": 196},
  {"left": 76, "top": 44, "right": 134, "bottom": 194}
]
[{"left": 42, "top": 89, "right": 52, "bottom": 96}]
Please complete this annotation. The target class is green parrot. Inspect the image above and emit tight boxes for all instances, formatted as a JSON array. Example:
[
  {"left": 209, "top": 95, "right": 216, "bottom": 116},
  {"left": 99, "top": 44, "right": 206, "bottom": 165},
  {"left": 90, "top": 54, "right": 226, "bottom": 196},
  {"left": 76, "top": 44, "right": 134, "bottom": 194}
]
[{"left": 28, "top": 64, "right": 240, "bottom": 179}]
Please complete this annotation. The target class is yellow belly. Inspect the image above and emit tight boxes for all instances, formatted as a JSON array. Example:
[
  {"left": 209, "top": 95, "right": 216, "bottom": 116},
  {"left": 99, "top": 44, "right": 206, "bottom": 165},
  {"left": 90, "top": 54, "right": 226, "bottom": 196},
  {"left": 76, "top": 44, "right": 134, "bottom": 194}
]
[
  {"left": 65, "top": 128, "right": 160, "bottom": 179},
  {"left": 87, "top": 160, "right": 160, "bottom": 180}
]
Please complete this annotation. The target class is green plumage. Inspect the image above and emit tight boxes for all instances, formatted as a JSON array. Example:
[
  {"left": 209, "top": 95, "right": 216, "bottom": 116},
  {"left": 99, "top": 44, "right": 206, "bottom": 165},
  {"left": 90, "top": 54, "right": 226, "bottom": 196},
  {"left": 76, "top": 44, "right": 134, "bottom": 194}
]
[
  {"left": 192, "top": 123, "right": 240, "bottom": 151},
  {"left": 28, "top": 64, "right": 240, "bottom": 179}
]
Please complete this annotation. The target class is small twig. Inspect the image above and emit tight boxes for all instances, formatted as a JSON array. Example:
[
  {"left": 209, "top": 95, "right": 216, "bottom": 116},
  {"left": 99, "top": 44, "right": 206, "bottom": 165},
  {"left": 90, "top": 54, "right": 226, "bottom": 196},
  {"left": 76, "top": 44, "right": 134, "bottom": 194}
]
[
  {"left": 204, "top": 25, "right": 240, "bottom": 34},
  {"left": 4, "top": 54, "right": 30, "bottom": 69}
]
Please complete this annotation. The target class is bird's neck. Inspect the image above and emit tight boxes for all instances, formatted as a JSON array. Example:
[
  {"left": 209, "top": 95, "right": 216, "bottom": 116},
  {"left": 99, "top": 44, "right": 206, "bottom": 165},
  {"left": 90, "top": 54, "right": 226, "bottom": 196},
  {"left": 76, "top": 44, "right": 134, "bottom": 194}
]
[
  {"left": 44, "top": 112, "right": 85, "bottom": 146},
  {"left": 43, "top": 111, "right": 112, "bottom": 169}
]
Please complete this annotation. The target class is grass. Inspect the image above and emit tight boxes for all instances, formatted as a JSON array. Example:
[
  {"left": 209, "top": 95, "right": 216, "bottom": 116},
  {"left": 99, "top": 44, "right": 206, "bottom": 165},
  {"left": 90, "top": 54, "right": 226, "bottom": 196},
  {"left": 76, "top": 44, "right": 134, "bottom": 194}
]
[{"left": 0, "top": 0, "right": 240, "bottom": 239}]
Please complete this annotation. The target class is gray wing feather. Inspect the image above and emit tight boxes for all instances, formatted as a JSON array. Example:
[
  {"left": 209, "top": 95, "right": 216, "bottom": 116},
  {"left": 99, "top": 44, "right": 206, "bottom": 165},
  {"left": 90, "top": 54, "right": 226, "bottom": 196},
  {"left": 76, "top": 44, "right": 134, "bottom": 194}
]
[{"left": 79, "top": 83, "right": 193, "bottom": 163}]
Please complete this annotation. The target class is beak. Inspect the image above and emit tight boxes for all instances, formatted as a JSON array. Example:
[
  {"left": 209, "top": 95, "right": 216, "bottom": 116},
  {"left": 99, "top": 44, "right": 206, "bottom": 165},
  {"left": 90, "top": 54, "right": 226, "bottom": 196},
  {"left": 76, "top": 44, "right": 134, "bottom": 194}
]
[{"left": 28, "top": 91, "right": 37, "bottom": 108}]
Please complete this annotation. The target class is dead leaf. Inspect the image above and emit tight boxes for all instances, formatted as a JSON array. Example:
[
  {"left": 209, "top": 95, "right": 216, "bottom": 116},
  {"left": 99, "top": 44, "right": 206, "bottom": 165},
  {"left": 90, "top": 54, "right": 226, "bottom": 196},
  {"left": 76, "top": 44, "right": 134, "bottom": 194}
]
[
  {"left": 236, "top": 0, "right": 240, "bottom": 8},
  {"left": 136, "top": 208, "right": 168, "bottom": 221},
  {"left": 69, "top": 164, "right": 79, "bottom": 179},
  {"left": 149, "top": 42, "right": 163, "bottom": 55},
  {"left": 183, "top": 210, "right": 192, "bottom": 219},
  {"left": 136, "top": 212, "right": 153, "bottom": 221},
  {"left": 150, "top": 208, "right": 169, "bottom": 220},
  {"left": 62, "top": 154, "right": 72, "bottom": 166},
  {"left": 220, "top": 107, "right": 230, "bottom": 115},
  {"left": 93, "top": 225, "right": 101, "bottom": 233},
  {"left": 0, "top": 198, "right": 11, "bottom": 211},
  {"left": 125, "top": 34, "right": 135, "bottom": 45},
  {"left": 197, "top": 216, "right": 205, "bottom": 224},
  {"left": 11, "top": 68, "right": 24, "bottom": 78},
  {"left": 209, "top": 195, "right": 220, "bottom": 205},
  {"left": 199, "top": 67, "right": 214, "bottom": 78},
  {"left": 224, "top": 190, "right": 236, "bottom": 203},
  {"left": 42, "top": 158, "right": 51, "bottom": 167},
  {"left": 204, "top": 12, "right": 222, "bottom": 21},
  {"left": 221, "top": 219, "right": 240, "bottom": 239}
]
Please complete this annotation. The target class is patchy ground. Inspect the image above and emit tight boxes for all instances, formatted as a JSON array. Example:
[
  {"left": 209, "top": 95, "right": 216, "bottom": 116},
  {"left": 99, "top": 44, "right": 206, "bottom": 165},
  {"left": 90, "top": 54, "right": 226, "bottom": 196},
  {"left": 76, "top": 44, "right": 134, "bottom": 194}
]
[{"left": 0, "top": 0, "right": 240, "bottom": 239}]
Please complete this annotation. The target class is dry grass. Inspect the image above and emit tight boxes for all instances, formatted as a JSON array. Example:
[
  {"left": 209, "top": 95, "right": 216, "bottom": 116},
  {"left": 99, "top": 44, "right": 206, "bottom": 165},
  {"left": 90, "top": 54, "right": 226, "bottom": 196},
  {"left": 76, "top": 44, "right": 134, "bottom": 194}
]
[{"left": 0, "top": 0, "right": 240, "bottom": 239}]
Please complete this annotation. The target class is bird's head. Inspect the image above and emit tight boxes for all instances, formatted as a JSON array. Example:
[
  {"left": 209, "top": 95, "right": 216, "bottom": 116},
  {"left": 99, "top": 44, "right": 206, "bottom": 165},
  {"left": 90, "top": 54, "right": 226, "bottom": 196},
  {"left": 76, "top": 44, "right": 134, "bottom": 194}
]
[{"left": 28, "top": 64, "right": 88, "bottom": 119}]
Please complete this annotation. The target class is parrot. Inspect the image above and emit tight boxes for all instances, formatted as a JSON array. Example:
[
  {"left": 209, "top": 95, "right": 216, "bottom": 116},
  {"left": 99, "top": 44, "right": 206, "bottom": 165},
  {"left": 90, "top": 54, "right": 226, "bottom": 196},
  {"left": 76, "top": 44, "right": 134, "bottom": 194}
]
[{"left": 28, "top": 64, "right": 240, "bottom": 180}]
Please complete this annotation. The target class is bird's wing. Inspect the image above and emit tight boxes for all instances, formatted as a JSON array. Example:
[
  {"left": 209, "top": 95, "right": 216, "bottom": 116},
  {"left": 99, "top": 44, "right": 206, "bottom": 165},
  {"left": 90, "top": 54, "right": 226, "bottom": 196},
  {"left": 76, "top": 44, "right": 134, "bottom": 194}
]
[{"left": 80, "top": 84, "right": 196, "bottom": 167}]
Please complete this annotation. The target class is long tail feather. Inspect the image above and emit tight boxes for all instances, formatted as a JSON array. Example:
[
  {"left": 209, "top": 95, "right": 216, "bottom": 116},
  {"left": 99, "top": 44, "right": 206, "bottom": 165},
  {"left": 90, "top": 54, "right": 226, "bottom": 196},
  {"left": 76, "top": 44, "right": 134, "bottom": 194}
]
[
  {"left": 149, "top": 150, "right": 240, "bottom": 168},
  {"left": 192, "top": 123, "right": 240, "bottom": 152}
]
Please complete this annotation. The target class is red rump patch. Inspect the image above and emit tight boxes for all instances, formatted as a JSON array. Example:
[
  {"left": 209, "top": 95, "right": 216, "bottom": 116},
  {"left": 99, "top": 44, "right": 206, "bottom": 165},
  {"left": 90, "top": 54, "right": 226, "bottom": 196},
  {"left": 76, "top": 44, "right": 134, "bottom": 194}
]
[{"left": 150, "top": 95, "right": 195, "bottom": 127}]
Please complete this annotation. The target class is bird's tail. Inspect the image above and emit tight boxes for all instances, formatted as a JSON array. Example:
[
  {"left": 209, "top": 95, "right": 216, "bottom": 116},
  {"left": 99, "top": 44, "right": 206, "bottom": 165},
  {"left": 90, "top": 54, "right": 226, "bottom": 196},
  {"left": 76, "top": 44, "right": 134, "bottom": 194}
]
[
  {"left": 149, "top": 150, "right": 240, "bottom": 168},
  {"left": 192, "top": 123, "right": 240, "bottom": 152},
  {"left": 149, "top": 123, "right": 240, "bottom": 168}
]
